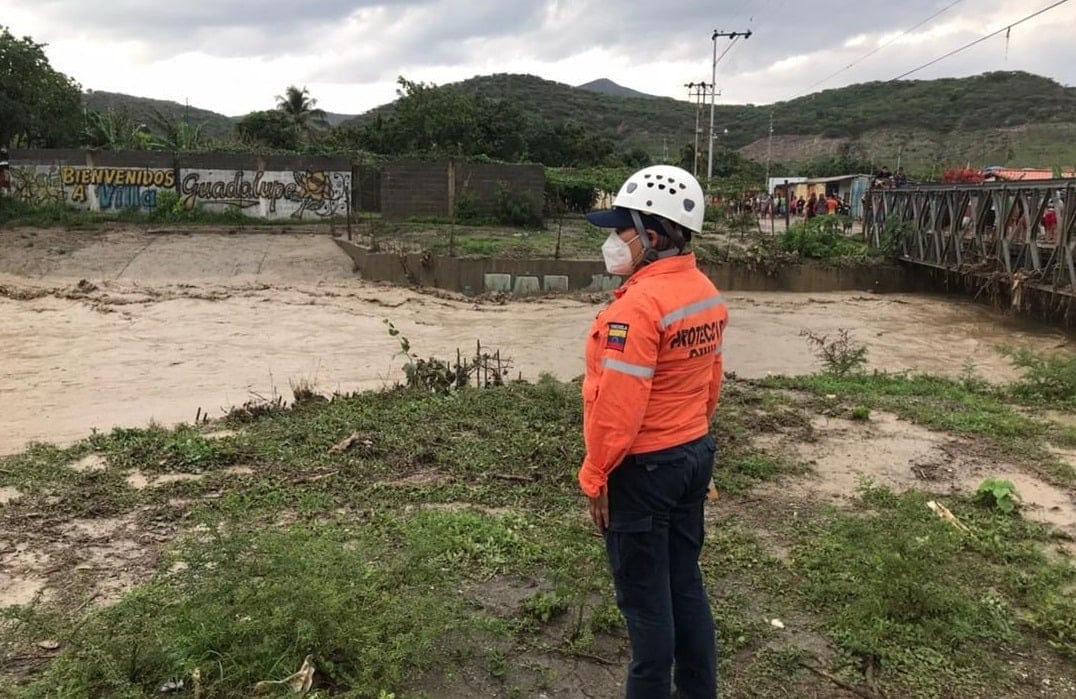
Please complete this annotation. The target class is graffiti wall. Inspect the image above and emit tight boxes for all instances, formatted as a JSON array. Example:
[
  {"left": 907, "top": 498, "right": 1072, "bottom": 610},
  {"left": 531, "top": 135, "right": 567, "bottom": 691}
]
[
  {"left": 180, "top": 169, "right": 350, "bottom": 219},
  {"left": 12, "top": 165, "right": 175, "bottom": 210},
  {"left": 8, "top": 151, "right": 352, "bottom": 220}
]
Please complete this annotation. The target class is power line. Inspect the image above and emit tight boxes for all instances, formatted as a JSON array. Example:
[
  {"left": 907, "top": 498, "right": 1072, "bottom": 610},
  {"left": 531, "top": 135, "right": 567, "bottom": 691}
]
[
  {"left": 893, "top": 0, "right": 1071, "bottom": 81},
  {"left": 801, "top": 0, "right": 966, "bottom": 96}
]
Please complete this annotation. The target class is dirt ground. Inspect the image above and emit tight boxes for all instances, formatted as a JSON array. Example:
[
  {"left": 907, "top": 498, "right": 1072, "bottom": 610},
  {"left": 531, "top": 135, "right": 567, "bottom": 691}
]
[{"left": 1, "top": 226, "right": 1075, "bottom": 695}]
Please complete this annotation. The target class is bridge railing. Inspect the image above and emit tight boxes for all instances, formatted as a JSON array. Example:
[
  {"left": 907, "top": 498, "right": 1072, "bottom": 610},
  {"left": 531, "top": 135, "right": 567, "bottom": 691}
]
[{"left": 863, "top": 180, "right": 1076, "bottom": 294}]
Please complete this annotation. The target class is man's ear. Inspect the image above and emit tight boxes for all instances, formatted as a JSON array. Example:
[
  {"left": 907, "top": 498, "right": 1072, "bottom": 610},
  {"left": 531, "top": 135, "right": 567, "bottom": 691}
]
[{"left": 646, "top": 229, "right": 662, "bottom": 248}]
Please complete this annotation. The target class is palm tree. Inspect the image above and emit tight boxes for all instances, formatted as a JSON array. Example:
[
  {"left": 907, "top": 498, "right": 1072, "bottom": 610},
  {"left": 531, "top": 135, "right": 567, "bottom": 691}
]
[{"left": 275, "top": 85, "right": 329, "bottom": 137}]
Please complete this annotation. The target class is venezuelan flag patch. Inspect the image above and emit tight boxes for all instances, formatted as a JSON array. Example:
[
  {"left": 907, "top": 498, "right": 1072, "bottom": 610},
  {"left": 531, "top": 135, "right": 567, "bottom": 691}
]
[{"left": 606, "top": 322, "right": 629, "bottom": 352}]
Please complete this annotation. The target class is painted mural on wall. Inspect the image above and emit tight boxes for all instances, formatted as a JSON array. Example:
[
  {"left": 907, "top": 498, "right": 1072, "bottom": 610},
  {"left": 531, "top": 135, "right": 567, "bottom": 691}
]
[
  {"left": 10, "top": 166, "right": 66, "bottom": 207},
  {"left": 10, "top": 163, "right": 350, "bottom": 220},
  {"left": 180, "top": 170, "right": 350, "bottom": 219},
  {"left": 11, "top": 165, "right": 173, "bottom": 210}
]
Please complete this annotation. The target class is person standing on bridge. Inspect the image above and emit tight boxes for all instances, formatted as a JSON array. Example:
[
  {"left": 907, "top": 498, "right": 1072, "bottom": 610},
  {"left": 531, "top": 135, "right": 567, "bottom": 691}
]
[
  {"left": 580, "top": 164, "right": 728, "bottom": 698},
  {"left": 1042, "top": 205, "right": 1059, "bottom": 244}
]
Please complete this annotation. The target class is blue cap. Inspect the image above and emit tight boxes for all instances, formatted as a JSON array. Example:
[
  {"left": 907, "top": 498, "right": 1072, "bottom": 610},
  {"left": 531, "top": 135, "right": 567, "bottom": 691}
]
[{"left": 585, "top": 207, "right": 667, "bottom": 233}]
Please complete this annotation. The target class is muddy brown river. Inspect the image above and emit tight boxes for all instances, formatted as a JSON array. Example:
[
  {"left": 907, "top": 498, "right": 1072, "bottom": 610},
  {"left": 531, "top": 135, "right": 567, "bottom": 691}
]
[{"left": 1, "top": 228, "right": 1072, "bottom": 456}]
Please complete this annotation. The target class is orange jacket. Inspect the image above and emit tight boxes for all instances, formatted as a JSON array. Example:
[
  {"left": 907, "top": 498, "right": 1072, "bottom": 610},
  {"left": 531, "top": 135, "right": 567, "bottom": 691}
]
[{"left": 579, "top": 254, "right": 728, "bottom": 498}]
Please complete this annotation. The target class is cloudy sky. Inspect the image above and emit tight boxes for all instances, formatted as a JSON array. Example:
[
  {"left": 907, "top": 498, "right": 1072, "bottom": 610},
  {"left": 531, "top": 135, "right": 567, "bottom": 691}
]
[{"left": 6, "top": 0, "right": 1075, "bottom": 117}]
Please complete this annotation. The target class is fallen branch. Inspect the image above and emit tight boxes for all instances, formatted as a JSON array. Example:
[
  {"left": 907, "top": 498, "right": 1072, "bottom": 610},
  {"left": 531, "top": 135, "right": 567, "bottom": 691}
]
[
  {"left": 291, "top": 471, "right": 338, "bottom": 485},
  {"left": 328, "top": 432, "right": 374, "bottom": 455},
  {"left": 72, "top": 591, "right": 101, "bottom": 615},
  {"left": 254, "top": 654, "right": 315, "bottom": 695},
  {"left": 927, "top": 500, "right": 970, "bottom": 532},
  {"left": 490, "top": 473, "right": 534, "bottom": 483},
  {"left": 798, "top": 661, "right": 885, "bottom": 699}
]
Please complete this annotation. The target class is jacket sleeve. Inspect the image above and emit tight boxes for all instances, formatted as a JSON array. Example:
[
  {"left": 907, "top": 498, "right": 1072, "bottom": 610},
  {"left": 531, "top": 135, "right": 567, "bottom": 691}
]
[
  {"left": 578, "top": 296, "right": 660, "bottom": 498},
  {"left": 705, "top": 312, "right": 729, "bottom": 420}
]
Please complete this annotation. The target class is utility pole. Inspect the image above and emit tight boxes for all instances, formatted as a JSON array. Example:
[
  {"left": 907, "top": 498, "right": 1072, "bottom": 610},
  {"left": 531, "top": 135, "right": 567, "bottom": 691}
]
[
  {"left": 685, "top": 81, "right": 714, "bottom": 178},
  {"left": 764, "top": 112, "right": 774, "bottom": 191},
  {"left": 708, "top": 29, "right": 751, "bottom": 186}
]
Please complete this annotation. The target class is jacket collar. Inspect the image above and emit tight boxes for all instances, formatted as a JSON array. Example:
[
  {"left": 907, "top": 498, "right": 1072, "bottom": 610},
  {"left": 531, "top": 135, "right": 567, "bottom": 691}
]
[{"left": 613, "top": 253, "right": 697, "bottom": 298}]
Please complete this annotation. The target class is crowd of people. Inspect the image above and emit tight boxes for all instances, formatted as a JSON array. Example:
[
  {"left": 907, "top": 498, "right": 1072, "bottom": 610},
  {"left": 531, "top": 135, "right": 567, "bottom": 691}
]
[{"left": 723, "top": 191, "right": 852, "bottom": 219}]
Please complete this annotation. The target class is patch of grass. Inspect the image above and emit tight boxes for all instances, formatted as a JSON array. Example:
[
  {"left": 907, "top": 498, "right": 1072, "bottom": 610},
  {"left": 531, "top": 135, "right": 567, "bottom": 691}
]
[
  {"left": 0, "top": 196, "right": 345, "bottom": 230},
  {"left": 86, "top": 424, "right": 245, "bottom": 474},
  {"left": 4, "top": 518, "right": 462, "bottom": 697},
  {"left": 2, "top": 374, "right": 1073, "bottom": 697},
  {"left": 787, "top": 485, "right": 1076, "bottom": 696},
  {"left": 761, "top": 372, "right": 1076, "bottom": 484},
  {"left": 454, "top": 237, "right": 502, "bottom": 257}
]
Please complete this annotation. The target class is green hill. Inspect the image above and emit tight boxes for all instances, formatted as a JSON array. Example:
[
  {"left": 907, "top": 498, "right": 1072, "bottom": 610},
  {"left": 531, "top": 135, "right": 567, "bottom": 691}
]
[
  {"left": 82, "top": 90, "right": 238, "bottom": 141},
  {"left": 343, "top": 71, "right": 1076, "bottom": 171},
  {"left": 83, "top": 71, "right": 1076, "bottom": 172}
]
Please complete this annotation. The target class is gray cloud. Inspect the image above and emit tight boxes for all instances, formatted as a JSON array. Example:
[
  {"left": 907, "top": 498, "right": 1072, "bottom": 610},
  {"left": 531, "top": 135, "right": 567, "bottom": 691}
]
[{"left": 9, "top": 0, "right": 1075, "bottom": 113}]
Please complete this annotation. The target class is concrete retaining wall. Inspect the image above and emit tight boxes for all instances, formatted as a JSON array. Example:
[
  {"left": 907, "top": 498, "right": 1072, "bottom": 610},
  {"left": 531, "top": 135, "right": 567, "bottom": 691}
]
[{"left": 333, "top": 238, "right": 918, "bottom": 296}]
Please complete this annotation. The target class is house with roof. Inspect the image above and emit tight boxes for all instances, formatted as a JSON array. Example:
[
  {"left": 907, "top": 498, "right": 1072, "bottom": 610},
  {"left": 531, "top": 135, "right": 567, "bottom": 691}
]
[{"left": 982, "top": 166, "right": 1076, "bottom": 182}]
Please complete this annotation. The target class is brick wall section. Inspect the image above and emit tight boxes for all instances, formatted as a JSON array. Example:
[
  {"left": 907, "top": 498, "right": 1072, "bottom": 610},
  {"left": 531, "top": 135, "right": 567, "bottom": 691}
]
[
  {"left": 380, "top": 160, "right": 545, "bottom": 220},
  {"left": 353, "top": 164, "right": 381, "bottom": 212},
  {"left": 456, "top": 162, "right": 545, "bottom": 217},
  {"left": 381, "top": 162, "right": 451, "bottom": 219}
]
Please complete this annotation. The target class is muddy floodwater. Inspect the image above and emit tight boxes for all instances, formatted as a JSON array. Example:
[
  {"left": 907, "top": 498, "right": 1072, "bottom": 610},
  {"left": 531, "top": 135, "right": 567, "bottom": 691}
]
[{"left": 1, "top": 228, "right": 1073, "bottom": 456}]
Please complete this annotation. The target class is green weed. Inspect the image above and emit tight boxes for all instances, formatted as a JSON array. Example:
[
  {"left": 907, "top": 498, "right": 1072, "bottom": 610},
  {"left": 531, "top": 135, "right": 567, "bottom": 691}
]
[
  {"left": 800, "top": 328, "right": 869, "bottom": 377},
  {"left": 974, "top": 478, "right": 1021, "bottom": 514}
]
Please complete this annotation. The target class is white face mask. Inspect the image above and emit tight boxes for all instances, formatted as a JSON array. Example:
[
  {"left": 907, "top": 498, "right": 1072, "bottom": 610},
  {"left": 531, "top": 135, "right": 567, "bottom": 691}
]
[{"left": 601, "top": 232, "right": 638, "bottom": 275}]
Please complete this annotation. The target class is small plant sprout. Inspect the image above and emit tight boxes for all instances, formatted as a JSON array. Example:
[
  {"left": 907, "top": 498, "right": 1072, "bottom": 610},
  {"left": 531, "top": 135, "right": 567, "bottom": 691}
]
[{"left": 974, "top": 478, "right": 1021, "bottom": 514}]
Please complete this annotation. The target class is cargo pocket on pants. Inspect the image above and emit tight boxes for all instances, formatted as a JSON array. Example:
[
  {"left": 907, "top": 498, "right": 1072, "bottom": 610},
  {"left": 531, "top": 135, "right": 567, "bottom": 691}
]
[{"left": 606, "top": 515, "right": 654, "bottom": 589}]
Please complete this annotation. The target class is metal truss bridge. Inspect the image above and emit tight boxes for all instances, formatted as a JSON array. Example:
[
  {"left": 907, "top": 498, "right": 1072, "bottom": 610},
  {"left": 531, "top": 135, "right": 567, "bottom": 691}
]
[{"left": 863, "top": 180, "right": 1076, "bottom": 301}]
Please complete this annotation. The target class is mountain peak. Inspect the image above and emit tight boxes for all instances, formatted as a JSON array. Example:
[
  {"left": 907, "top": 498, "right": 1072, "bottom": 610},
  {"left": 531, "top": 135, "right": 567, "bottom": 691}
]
[{"left": 576, "top": 78, "right": 660, "bottom": 100}]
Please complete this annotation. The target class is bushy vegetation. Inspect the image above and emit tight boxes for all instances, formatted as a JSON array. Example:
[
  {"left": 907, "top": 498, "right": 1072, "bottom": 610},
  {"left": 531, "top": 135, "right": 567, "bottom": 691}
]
[
  {"left": 1001, "top": 346, "right": 1076, "bottom": 407},
  {"left": 780, "top": 216, "right": 866, "bottom": 259}
]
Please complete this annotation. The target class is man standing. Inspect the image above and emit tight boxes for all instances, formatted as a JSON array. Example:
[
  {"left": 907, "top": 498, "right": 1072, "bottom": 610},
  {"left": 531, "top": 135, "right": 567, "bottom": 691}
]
[
  {"left": 0, "top": 147, "right": 11, "bottom": 197},
  {"left": 580, "top": 165, "right": 728, "bottom": 698},
  {"left": 1042, "top": 205, "right": 1059, "bottom": 244}
]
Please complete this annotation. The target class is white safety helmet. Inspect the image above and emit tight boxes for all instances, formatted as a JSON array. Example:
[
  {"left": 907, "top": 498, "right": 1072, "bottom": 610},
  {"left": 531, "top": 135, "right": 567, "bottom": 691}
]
[{"left": 612, "top": 165, "right": 705, "bottom": 234}]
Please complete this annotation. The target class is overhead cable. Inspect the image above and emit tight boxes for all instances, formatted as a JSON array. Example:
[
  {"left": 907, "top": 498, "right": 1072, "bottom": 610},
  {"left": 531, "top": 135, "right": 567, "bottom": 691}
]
[
  {"left": 802, "top": 0, "right": 966, "bottom": 95},
  {"left": 893, "top": 0, "right": 1071, "bottom": 81}
]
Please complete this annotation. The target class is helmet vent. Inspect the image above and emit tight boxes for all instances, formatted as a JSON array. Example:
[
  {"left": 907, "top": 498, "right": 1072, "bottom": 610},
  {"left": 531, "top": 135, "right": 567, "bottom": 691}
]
[
  {"left": 626, "top": 183, "right": 638, "bottom": 193},
  {"left": 684, "top": 200, "right": 696, "bottom": 212}
]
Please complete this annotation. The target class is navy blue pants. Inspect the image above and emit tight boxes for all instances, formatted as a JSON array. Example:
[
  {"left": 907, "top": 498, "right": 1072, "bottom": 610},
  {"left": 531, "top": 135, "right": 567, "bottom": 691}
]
[{"left": 605, "top": 434, "right": 717, "bottom": 699}]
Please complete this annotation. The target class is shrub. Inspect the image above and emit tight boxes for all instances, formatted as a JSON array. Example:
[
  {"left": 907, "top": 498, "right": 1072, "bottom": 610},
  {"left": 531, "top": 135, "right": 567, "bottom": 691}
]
[
  {"left": 1001, "top": 347, "right": 1076, "bottom": 406},
  {"left": 781, "top": 216, "right": 865, "bottom": 259},
  {"left": 495, "top": 181, "right": 543, "bottom": 228},
  {"left": 454, "top": 190, "right": 483, "bottom": 224},
  {"left": 801, "top": 328, "right": 869, "bottom": 376}
]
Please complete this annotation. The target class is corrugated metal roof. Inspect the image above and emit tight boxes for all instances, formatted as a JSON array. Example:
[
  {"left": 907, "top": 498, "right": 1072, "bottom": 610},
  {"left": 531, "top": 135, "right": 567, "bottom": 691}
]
[
  {"left": 803, "top": 174, "right": 872, "bottom": 184},
  {"left": 986, "top": 168, "right": 1075, "bottom": 181}
]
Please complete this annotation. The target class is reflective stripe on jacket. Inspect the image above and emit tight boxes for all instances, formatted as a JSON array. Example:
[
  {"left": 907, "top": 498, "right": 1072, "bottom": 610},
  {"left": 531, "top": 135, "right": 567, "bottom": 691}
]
[{"left": 579, "top": 253, "right": 728, "bottom": 498}]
